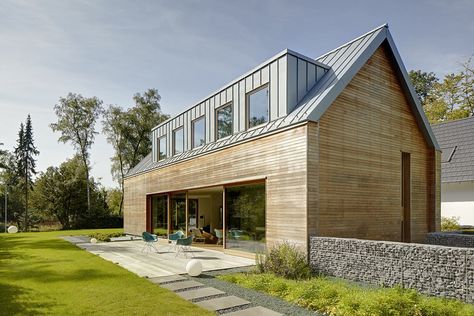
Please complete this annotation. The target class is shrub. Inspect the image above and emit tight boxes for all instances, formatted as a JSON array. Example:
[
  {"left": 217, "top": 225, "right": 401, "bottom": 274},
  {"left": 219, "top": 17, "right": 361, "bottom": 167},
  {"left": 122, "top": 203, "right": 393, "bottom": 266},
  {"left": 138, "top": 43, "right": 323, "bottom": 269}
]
[
  {"left": 441, "top": 216, "right": 461, "bottom": 231},
  {"left": 89, "top": 231, "right": 124, "bottom": 242},
  {"left": 256, "top": 242, "right": 311, "bottom": 280}
]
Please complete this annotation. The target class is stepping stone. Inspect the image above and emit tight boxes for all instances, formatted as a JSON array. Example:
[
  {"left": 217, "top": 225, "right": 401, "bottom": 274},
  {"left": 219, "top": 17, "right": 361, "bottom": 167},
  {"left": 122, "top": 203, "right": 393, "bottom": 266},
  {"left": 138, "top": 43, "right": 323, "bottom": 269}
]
[
  {"left": 196, "top": 295, "right": 250, "bottom": 311},
  {"left": 148, "top": 274, "right": 187, "bottom": 284},
  {"left": 177, "top": 287, "right": 225, "bottom": 300},
  {"left": 225, "top": 306, "right": 283, "bottom": 316},
  {"left": 161, "top": 280, "right": 204, "bottom": 291}
]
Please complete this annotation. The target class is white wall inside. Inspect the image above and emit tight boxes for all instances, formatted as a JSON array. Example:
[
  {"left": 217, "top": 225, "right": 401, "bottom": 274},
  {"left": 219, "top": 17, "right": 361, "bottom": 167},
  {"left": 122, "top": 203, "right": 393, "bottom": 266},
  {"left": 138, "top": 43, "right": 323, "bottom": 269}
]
[{"left": 441, "top": 181, "right": 474, "bottom": 225}]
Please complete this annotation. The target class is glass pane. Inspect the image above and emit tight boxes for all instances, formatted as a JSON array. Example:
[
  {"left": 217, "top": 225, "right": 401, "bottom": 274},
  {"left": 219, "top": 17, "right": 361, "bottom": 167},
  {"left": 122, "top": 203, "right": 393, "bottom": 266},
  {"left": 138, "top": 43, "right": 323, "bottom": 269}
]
[
  {"left": 170, "top": 193, "right": 186, "bottom": 233},
  {"left": 225, "top": 183, "right": 265, "bottom": 253},
  {"left": 151, "top": 195, "right": 168, "bottom": 237},
  {"left": 248, "top": 86, "right": 269, "bottom": 128},
  {"left": 158, "top": 137, "right": 167, "bottom": 160},
  {"left": 188, "top": 199, "right": 198, "bottom": 232},
  {"left": 173, "top": 127, "right": 184, "bottom": 155},
  {"left": 193, "top": 117, "right": 205, "bottom": 148},
  {"left": 216, "top": 104, "right": 233, "bottom": 139}
]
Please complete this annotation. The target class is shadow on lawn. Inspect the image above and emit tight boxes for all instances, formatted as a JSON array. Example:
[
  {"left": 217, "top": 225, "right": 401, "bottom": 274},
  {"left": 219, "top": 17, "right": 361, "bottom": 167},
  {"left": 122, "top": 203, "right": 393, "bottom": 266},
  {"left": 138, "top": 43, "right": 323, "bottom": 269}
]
[{"left": 0, "top": 282, "right": 57, "bottom": 315}]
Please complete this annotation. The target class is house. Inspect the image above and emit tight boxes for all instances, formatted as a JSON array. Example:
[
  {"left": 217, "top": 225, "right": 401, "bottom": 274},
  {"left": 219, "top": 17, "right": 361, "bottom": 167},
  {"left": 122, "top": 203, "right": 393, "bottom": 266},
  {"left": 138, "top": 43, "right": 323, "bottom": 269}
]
[
  {"left": 124, "top": 24, "right": 441, "bottom": 257},
  {"left": 432, "top": 117, "right": 474, "bottom": 225}
]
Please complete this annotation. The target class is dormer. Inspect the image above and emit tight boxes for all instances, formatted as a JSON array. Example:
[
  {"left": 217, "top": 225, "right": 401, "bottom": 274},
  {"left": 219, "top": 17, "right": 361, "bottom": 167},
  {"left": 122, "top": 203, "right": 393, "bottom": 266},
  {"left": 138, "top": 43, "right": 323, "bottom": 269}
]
[{"left": 151, "top": 49, "right": 329, "bottom": 163}]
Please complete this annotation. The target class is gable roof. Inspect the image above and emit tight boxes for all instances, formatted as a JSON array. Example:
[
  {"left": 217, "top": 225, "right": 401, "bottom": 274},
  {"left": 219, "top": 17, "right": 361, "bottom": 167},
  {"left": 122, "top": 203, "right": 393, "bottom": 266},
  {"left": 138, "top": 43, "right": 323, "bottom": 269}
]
[
  {"left": 432, "top": 116, "right": 474, "bottom": 183},
  {"left": 126, "top": 24, "right": 439, "bottom": 178}
]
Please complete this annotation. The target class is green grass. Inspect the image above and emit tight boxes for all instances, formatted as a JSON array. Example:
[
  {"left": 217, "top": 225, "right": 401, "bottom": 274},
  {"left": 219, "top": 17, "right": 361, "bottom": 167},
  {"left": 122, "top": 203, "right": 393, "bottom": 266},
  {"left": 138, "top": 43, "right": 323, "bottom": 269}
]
[
  {"left": 219, "top": 272, "right": 474, "bottom": 316},
  {"left": 0, "top": 229, "right": 213, "bottom": 316}
]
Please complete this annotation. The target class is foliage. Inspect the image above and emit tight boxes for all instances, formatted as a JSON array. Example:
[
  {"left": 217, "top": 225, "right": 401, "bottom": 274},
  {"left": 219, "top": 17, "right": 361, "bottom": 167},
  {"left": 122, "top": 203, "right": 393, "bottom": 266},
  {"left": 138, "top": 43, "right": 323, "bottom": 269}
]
[
  {"left": 89, "top": 231, "right": 124, "bottom": 242},
  {"left": 410, "top": 57, "right": 474, "bottom": 123},
  {"left": 0, "top": 229, "right": 211, "bottom": 315},
  {"left": 106, "top": 188, "right": 123, "bottom": 215},
  {"left": 102, "top": 89, "right": 169, "bottom": 214},
  {"left": 219, "top": 273, "right": 474, "bottom": 316},
  {"left": 441, "top": 216, "right": 461, "bottom": 231},
  {"left": 50, "top": 93, "right": 103, "bottom": 213},
  {"left": 256, "top": 242, "right": 311, "bottom": 280}
]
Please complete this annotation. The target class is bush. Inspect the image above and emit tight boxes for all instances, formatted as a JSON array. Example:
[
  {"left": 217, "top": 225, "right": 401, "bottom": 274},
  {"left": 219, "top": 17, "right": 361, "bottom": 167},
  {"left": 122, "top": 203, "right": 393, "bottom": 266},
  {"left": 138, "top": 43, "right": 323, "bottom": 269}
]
[
  {"left": 219, "top": 273, "right": 474, "bottom": 316},
  {"left": 441, "top": 216, "right": 461, "bottom": 231},
  {"left": 89, "top": 231, "right": 124, "bottom": 242},
  {"left": 256, "top": 242, "right": 311, "bottom": 280}
]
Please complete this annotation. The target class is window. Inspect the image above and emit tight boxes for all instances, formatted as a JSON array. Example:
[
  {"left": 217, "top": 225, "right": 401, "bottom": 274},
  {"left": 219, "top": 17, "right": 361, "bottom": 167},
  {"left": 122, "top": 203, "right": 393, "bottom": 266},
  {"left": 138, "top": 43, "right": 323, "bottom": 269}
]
[
  {"left": 173, "top": 127, "right": 184, "bottom": 155},
  {"left": 192, "top": 117, "right": 205, "bottom": 148},
  {"left": 216, "top": 103, "right": 233, "bottom": 139},
  {"left": 247, "top": 85, "right": 269, "bottom": 128},
  {"left": 158, "top": 136, "right": 167, "bottom": 161},
  {"left": 151, "top": 195, "right": 168, "bottom": 237}
]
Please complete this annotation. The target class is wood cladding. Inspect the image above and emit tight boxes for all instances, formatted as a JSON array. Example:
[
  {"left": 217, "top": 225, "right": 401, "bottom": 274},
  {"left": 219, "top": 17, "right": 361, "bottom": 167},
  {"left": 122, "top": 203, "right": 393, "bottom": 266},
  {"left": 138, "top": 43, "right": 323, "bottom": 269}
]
[{"left": 314, "top": 44, "right": 438, "bottom": 243}]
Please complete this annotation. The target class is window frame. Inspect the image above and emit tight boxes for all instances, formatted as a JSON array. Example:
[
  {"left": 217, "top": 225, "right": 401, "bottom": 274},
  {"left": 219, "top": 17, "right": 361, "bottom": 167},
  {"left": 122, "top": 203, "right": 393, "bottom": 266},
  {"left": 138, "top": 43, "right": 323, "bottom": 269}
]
[
  {"left": 215, "top": 102, "right": 233, "bottom": 140},
  {"left": 157, "top": 135, "right": 167, "bottom": 161},
  {"left": 246, "top": 84, "right": 270, "bottom": 129},
  {"left": 172, "top": 126, "right": 184, "bottom": 156},
  {"left": 191, "top": 116, "right": 206, "bottom": 149}
]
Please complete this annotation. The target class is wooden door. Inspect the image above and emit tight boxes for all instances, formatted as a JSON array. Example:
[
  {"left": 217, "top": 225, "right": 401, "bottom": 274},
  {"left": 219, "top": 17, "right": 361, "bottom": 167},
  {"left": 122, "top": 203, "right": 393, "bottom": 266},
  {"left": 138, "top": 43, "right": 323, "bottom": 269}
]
[{"left": 401, "top": 152, "right": 411, "bottom": 242}]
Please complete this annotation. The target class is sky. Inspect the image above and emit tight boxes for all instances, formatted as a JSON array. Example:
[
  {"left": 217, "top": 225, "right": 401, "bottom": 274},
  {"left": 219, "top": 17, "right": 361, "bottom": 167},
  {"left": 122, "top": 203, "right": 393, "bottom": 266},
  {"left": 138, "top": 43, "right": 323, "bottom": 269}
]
[{"left": 0, "top": 0, "right": 473, "bottom": 188}]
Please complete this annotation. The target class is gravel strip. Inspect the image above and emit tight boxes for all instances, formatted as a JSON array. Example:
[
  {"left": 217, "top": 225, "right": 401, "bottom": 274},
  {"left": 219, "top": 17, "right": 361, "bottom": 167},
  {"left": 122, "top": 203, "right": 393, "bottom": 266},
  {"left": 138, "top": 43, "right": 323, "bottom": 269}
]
[{"left": 189, "top": 268, "right": 320, "bottom": 316}]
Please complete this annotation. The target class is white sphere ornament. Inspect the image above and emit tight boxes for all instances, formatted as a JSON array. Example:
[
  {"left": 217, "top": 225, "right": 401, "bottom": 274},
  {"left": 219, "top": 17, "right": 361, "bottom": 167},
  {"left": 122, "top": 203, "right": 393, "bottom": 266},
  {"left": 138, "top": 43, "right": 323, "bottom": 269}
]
[
  {"left": 186, "top": 259, "right": 202, "bottom": 277},
  {"left": 7, "top": 226, "right": 18, "bottom": 234},
  {"left": 90, "top": 238, "right": 98, "bottom": 244}
]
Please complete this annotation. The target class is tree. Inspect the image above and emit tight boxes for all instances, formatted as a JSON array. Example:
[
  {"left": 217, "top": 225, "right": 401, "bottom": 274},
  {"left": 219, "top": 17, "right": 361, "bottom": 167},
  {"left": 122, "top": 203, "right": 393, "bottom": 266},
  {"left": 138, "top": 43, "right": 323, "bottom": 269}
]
[
  {"left": 460, "top": 57, "right": 474, "bottom": 116},
  {"left": 50, "top": 93, "right": 103, "bottom": 214},
  {"left": 102, "top": 89, "right": 168, "bottom": 213},
  {"left": 409, "top": 70, "right": 439, "bottom": 104},
  {"left": 21, "top": 115, "right": 39, "bottom": 230}
]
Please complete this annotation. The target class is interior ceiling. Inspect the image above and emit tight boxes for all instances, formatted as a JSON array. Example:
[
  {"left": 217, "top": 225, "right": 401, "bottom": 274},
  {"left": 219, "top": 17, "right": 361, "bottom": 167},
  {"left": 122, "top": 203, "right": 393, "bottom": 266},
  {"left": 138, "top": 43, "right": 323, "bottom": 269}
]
[{"left": 188, "top": 186, "right": 223, "bottom": 194}]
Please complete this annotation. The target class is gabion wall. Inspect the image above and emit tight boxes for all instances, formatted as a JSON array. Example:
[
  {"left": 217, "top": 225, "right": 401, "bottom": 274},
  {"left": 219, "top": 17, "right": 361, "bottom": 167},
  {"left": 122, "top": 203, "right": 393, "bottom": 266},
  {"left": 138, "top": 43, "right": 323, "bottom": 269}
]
[
  {"left": 427, "top": 232, "right": 474, "bottom": 248},
  {"left": 310, "top": 236, "right": 474, "bottom": 302}
]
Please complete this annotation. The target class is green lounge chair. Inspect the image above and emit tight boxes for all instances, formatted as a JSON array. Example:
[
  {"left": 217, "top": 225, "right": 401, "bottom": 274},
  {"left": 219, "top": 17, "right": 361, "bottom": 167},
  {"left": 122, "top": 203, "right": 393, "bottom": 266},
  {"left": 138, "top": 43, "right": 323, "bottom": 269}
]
[
  {"left": 175, "top": 236, "right": 194, "bottom": 258},
  {"left": 168, "top": 230, "right": 185, "bottom": 251},
  {"left": 142, "top": 231, "right": 159, "bottom": 253}
]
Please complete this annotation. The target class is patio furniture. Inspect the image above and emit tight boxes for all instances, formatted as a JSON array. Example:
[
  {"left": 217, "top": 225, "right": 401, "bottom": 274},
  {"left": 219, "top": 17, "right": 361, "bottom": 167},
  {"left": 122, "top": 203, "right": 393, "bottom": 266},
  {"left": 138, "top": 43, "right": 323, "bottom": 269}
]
[
  {"left": 214, "top": 229, "right": 223, "bottom": 245},
  {"left": 141, "top": 231, "right": 159, "bottom": 253},
  {"left": 190, "top": 228, "right": 206, "bottom": 243},
  {"left": 175, "top": 236, "right": 194, "bottom": 258},
  {"left": 168, "top": 230, "right": 185, "bottom": 251}
]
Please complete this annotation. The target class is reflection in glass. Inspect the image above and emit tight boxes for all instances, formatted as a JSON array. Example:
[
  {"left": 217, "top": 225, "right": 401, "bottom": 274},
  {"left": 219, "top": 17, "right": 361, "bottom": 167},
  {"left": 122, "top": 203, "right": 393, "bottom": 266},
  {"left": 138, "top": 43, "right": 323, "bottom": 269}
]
[
  {"left": 225, "top": 183, "right": 265, "bottom": 253},
  {"left": 188, "top": 199, "right": 198, "bottom": 231},
  {"left": 151, "top": 195, "right": 168, "bottom": 236},
  {"left": 171, "top": 193, "right": 186, "bottom": 233},
  {"left": 173, "top": 127, "right": 184, "bottom": 155},
  {"left": 158, "top": 136, "right": 167, "bottom": 160},
  {"left": 216, "top": 104, "right": 232, "bottom": 139},
  {"left": 248, "top": 86, "right": 269, "bottom": 128},
  {"left": 193, "top": 117, "right": 205, "bottom": 148}
]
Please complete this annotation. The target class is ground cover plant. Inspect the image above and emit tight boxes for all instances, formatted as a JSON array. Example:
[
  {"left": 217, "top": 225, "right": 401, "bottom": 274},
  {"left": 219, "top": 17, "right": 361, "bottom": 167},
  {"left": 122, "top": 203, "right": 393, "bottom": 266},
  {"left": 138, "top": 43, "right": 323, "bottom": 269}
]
[
  {"left": 0, "top": 229, "right": 212, "bottom": 315},
  {"left": 89, "top": 231, "right": 125, "bottom": 241}
]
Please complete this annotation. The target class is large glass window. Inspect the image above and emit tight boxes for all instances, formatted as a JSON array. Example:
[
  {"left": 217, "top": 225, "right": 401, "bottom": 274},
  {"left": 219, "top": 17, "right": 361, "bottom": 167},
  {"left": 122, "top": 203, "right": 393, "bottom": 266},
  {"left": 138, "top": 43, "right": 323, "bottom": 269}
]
[
  {"left": 216, "top": 104, "right": 233, "bottom": 139},
  {"left": 173, "top": 127, "right": 184, "bottom": 155},
  {"left": 247, "top": 86, "right": 269, "bottom": 128},
  {"left": 192, "top": 117, "right": 205, "bottom": 148},
  {"left": 170, "top": 193, "right": 186, "bottom": 233},
  {"left": 225, "top": 183, "right": 265, "bottom": 253},
  {"left": 151, "top": 195, "right": 168, "bottom": 237},
  {"left": 158, "top": 136, "right": 167, "bottom": 161}
]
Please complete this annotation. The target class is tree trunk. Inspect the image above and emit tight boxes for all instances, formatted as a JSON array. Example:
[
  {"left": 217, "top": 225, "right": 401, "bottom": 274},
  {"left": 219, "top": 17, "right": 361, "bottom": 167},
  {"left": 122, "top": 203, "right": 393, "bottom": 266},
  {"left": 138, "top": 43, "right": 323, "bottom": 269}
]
[
  {"left": 24, "top": 154, "right": 28, "bottom": 232},
  {"left": 85, "top": 167, "right": 91, "bottom": 214}
]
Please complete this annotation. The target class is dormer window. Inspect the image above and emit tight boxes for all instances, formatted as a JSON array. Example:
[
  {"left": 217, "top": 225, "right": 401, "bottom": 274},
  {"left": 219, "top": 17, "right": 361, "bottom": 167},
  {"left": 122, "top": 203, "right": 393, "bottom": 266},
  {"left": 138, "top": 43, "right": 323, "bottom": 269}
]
[
  {"left": 158, "top": 136, "right": 167, "bottom": 161},
  {"left": 216, "top": 103, "right": 233, "bottom": 139},
  {"left": 247, "top": 85, "right": 269, "bottom": 128},
  {"left": 173, "top": 127, "right": 184, "bottom": 155},
  {"left": 192, "top": 116, "right": 206, "bottom": 148}
]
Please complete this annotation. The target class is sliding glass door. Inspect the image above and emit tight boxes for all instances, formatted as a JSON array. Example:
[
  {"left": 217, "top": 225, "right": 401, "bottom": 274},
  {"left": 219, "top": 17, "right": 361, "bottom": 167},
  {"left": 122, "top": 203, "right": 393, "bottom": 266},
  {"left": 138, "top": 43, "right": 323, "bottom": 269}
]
[
  {"left": 170, "top": 193, "right": 186, "bottom": 233},
  {"left": 151, "top": 195, "right": 168, "bottom": 237}
]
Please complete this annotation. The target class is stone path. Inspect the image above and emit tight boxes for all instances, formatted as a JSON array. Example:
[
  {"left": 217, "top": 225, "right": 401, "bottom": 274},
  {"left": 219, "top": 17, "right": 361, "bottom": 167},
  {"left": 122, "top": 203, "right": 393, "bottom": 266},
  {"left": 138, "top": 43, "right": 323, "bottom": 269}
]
[{"left": 148, "top": 275, "right": 283, "bottom": 315}]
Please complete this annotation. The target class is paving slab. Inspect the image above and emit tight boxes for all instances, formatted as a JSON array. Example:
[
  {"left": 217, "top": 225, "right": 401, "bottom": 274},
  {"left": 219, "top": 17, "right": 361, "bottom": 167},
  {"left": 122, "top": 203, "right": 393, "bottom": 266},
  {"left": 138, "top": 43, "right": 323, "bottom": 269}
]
[
  {"left": 148, "top": 274, "right": 187, "bottom": 284},
  {"left": 177, "top": 287, "right": 225, "bottom": 300},
  {"left": 161, "top": 280, "right": 204, "bottom": 291},
  {"left": 196, "top": 295, "right": 250, "bottom": 311},
  {"left": 225, "top": 306, "right": 283, "bottom": 316}
]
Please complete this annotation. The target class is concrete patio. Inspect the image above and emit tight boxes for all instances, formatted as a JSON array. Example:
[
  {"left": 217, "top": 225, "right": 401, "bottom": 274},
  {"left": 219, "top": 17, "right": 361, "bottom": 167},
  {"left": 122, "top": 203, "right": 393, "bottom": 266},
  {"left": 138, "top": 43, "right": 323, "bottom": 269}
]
[{"left": 63, "top": 237, "right": 255, "bottom": 278}]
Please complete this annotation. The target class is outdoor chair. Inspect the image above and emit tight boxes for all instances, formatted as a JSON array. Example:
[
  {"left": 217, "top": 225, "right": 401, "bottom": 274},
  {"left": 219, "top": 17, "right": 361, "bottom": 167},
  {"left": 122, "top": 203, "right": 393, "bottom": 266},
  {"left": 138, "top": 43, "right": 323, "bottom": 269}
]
[
  {"left": 141, "top": 231, "right": 159, "bottom": 253},
  {"left": 214, "top": 229, "right": 223, "bottom": 245},
  {"left": 175, "top": 236, "right": 194, "bottom": 258},
  {"left": 190, "top": 228, "right": 206, "bottom": 243},
  {"left": 168, "top": 230, "right": 185, "bottom": 251}
]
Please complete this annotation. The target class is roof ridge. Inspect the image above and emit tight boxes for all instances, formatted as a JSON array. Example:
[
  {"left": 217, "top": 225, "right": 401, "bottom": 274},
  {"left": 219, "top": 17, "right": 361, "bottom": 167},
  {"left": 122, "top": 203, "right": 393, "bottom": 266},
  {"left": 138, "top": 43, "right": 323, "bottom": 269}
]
[
  {"left": 432, "top": 115, "right": 474, "bottom": 126},
  {"left": 315, "top": 23, "right": 388, "bottom": 61}
]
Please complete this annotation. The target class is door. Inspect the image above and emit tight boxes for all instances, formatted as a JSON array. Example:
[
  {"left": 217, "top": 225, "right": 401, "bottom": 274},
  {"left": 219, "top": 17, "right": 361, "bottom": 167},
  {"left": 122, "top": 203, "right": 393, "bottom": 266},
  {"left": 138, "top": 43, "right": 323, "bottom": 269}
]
[
  {"left": 188, "top": 199, "right": 199, "bottom": 231},
  {"left": 401, "top": 152, "right": 411, "bottom": 242}
]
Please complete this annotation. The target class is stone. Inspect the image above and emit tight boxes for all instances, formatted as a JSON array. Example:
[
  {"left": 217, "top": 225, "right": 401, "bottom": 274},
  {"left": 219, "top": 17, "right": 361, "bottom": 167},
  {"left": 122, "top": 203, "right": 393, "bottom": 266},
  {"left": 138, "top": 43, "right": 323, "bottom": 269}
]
[
  {"left": 161, "top": 280, "right": 204, "bottom": 291},
  {"left": 196, "top": 295, "right": 250, "bottom": 311},
  {"left": 225, "top": 306, "right": 283, "bottom": 316},
  {"left": 177, "top": 287, "right": 224, "bottom": 300},
  {"left": 148, "top": 274, "right": 187, "bottom": 284}
]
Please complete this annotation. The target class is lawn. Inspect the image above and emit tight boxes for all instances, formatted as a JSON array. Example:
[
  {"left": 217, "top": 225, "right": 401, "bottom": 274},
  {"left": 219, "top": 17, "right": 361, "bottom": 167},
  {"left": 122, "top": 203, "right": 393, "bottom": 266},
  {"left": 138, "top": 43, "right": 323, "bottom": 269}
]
[{"left": 0, "top": 229, "right": 213, "bottom": 316}]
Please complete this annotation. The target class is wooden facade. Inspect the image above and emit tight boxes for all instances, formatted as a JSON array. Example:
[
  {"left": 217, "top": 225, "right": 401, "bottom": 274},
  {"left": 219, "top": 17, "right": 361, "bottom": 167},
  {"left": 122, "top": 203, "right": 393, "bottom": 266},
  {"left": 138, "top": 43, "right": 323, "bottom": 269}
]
[{"left": 124, "top": 36, "right": 441, "bottom": 256}]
